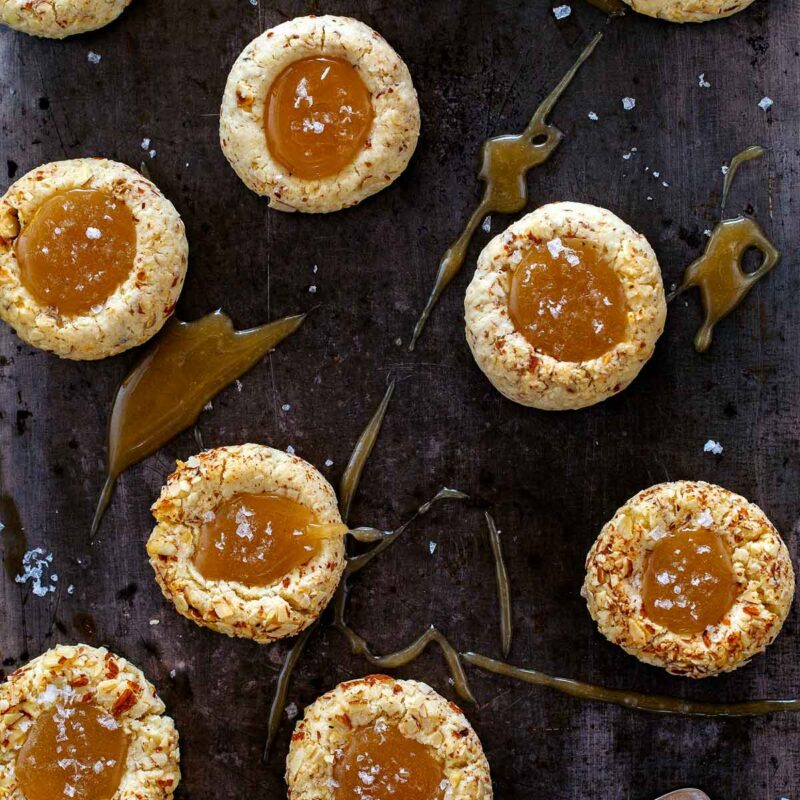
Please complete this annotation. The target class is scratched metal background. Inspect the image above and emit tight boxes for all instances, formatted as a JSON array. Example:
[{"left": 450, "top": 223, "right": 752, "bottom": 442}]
[{"left": 1, "top": 1, "right": 799, "bottom": 798}]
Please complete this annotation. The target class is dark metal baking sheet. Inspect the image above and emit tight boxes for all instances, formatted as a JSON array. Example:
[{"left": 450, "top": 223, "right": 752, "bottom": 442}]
[{"left": 1, "top": 1, "right": 798, "bottom": 797}]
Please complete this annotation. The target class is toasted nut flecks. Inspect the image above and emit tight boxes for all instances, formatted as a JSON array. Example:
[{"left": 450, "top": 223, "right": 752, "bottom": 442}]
[
  {"left": 0, "top": 0, "right": 132, "bottom": 38},
  {"left": 623, "top": 0, "right": 757, "bottom": 23},
  {"left": 465, "top": 201, "right": 666, "bottom": 410},
  {"left": 287, "top": 676, "right": 493, "bottom": 799},
  {"left": 583, "top": 480, "right": 795, "bottom": 678},
  {"left": 0, "top": 158, "right": 188, "bottom": 360},
  {"left": 220, "top": 15, "right": 420, "bottom": 214},
  {"left": 0, "top": 644, "right": 180, "bottom": 799},
  {"left": 147, "top": 444, "right": 346, "bottom": 643}
]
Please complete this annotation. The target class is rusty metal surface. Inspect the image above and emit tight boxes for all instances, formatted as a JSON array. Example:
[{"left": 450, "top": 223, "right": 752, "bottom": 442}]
[{"left": 1, "top": 1, "right": 799, "bottom": 798}]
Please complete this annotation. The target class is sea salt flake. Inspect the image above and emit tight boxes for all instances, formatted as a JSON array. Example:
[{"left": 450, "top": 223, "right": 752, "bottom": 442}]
[
  {"left": 481, "top": 216, "right": 492, "bottom": 233},
  {"left": 622, "top": 97, "right": 636, "bottom": 111},
  {"left": 696, "top": 509, "right": 715, "bottom": 528},
  {"left": 87, "top": 51, "right": 101, "bottom": 64},
  {"left": 285, "top": 702, "right": 298, "bottom": 720},
  {"left": 149, "top": 619, "right": 160, "bottom": 626},
  {"left": 429, "top": 541, "right": 437, "bottom": 554},
  {"left": 281, "top": 404, "right": 291, "bottom": 412},
  {"left": 758, "top": 96, "right": 774, "bottom": 111},
  {"left": 553, "top": 4, "right": 572, "bottom": 19},
  {"left": 141, "top": 138, "right": 151, "bottom": 150},
  {"left": 85, "top": 227, "right": 102, "bottom": 240},
  {"left": 721, "top": 165, "right": 729, "bottom": 175},
  {"left": 15, "top": 548, "right": 57, "bottom": 597},
  {"left": 587, "top": 111, "right": 599, "bottom": 121},
  {"left": 703, "top": 439, "right": 723, "bottom": 455},
  {"left": 698, "top": 73, "right": 711, "bottom": 89},
  {"left": 148, "top": 149, "right": 157, "bottom": 159},
  {"left": 309, "top": 285, "right": 318, "bottom": 294},
  {"left": 286, "top": 445, "right": 296, "bottom": 455},
  {"left": 324, "top": 459, "right": 334, "bottom": 467}
]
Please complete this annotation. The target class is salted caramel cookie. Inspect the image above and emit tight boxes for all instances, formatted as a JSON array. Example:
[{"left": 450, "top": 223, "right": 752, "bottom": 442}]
[
  {"left": 0, "top": 158, "right": 187, "bottom": 360},
  {"left": 220, "top": 15, "right": 420, "bottom": 213},
  {"left": 464, "top": 202, "right": 666, "bottom": 410},
  {"left": 0, "top": 0, "right": 131, "bottom": 38},
  {"left": 623, "top": 0, "right": 757, "bottom": 22},
  {"left": 0, "top": 643, "right": 180, "bottom": 799},
  {"left": 147, "top": 444, "right": 347, "bottom": 644},
  {"left": 287, "top": 675, "right": 493, "bottom": 799},
  {"left": 583, "top": 481, "right": 794, "bottom": 678}
]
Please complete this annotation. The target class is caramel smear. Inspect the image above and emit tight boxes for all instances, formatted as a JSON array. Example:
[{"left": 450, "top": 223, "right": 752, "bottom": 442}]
[
  {"left": 333, "top": 721, "right": 447, "bottom": 800},
  {"left": 193, "top": 492, "right": 345, "bottom": 586},
  {"left": 409, "top": 32, "right": 602, "bottom": 349},
  {"left": 642, "top": 527, "right": 737, "bottom": 636},
  {"left": 508, "top": 237, "right": 627, "bottom": 362},
  {"left": 265, "top": 56, "right": 374, "bottom": 180},
  {"left": 462, "top": 652, "right": 800, "bottom": 717},
  {"left": 16, "top": 189, "right": 136, "bottom": 316},
  {"left": 16, "top": 701, "right": 129, "bottom": 800},
  {"left": 673, "top": 146, "right": 779, "bottom": 352},
  {"left": 91, "top": 310, "right": 306, "bottom": 538}
]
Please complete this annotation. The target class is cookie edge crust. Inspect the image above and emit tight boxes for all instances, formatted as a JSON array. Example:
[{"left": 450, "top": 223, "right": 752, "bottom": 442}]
[
  {"left": 0, "top": 0, "right": 132, "bottom": 38},
  {"left": 147, "top": 444, "right": 347, "bottom": 644},
  {"left": 0, "top": 643, "right": 180, "bottom": 799},
  {"left": 623, "top": 0, "right": 757, "bottom": 22},
  {"left": 583, "top": 480, "right": 795, "bottom": 678},
  {"left": 464, "top": 201, "right": 667, "bottom": 411},
  {"left": 0, "top": 158, "right": 188, "bottom": 360},
  {"left": 220, "top": 14, "right": 421, "bottom": 214},
  {"left": 286, "top": 675, "right": 493, "bottom": 800}
]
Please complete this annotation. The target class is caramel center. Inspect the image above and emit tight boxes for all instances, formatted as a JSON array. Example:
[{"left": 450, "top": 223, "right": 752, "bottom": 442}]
[
  {"left": 16, "top": 701, "right": 129, "bottom": 800},
  {"left": 16, "top": 189, "right": 137, "bottom": 316},
  {"left": 333, "top": 722, "right": 447, "bottom": 800},
  {"left": 642, "top": 527, "right": 737, "bottom": 635},
  {"left": 265, "top": 56, "right": 374, "bottom": 180},
  {"left": 508, "top": 237, "right": 628, "bottom": 362},
  {"left": 193, "top": 492, "right": 342, "bottom": 586}
]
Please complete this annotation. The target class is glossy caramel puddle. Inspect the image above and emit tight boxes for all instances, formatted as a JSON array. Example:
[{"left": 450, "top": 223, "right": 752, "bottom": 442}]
[
  {"left": 642, "top": 527, "right": 737, "bottom": 635},
  {"left": 16, "top": 702, "right": 129, "bottom": 800},
  {"left": 508, "top": 237, "right": 627, "bottom": 362},
  {"left": 92, "top": 310, "right": 306, "bottom": 537},
  {"left": 673, "top": 146, "right": 780, "bottom": 352},
  {"left": 265, "top": 56, "right": 374, "bottom": 180},
  {"left": 409, "top": 32, "right": 602, "bottom": 349},
  {"left": 193, "top": 492, "right": 345, "bottom": 586},
  {"left": 333, "top": 722, "right": 446, "bottom": 800},
  {"left": 16, "top": 189, "right": 136, "bottom": 316}
]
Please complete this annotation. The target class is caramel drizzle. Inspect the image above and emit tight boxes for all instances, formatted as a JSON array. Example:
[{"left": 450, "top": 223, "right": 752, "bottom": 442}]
[
  {"left": 461, "top": 653, "right": 800, "bottom": 717},
  {"left": 91, "top": 310, "right": 306, "bottom": 538},
  {"left": 585, "top": 0, "right": 628, "bottom": 15},
  {"left": 408, "top": 32, "right": 603, "bottom": 350},
  {"left": 333, "top": 488, "right": 474, "bottom": 704},
  {"left": 671, "top": 146, "right": 780, "bottom": 352},
  {"left": 339, "top": 380, "right": 396, "bottom": 523},
  {"left": 485, "top": 512, "right": 512, "bottom": 657}
]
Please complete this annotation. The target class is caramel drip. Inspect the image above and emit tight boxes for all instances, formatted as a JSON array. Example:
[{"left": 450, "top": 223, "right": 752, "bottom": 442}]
[
  {"left": 339, "top": 380, "right": 396, "bottom": 523},
  {"left": 721, "top": 145, "right": 765, "bottom": 215},
  {"left": 91, "top": 310, "right": 306, "bottom": 538},
  {"left": 485, "top": 512, "right": 512, "bottom": 657},
  {"left": 409, "top": 32, "right": 603, "bottom": 350},
  {"left": 672, "top": 146, "right": 779, "bottom": 352},
  {"left": 655, "top": 792, "right": 710, "bottom": 800},
  {"left": 462, "top": 653, "right": 800, "bottom": 717},
  {"left": 585, "top": 0, "right": 628, "bottom": 15}
]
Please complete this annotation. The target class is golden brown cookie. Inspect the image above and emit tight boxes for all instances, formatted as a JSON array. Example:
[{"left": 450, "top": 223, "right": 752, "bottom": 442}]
[
  {"left": 0, "top": 0, "right": 131, "bottom": 38},
  {"left": 0, "top": 158, "right": 187, "bottom": 360},
  {"left": 286, "top": 675, "right": 493, "bottom": 799},
  {"left": 465, "top": 201, "right": 666, "bottom": 410},
  {"left": 147, "top": 444, "right": 347, "bottom": 644},
  {"left": 220, "top": 15, "right": 420, "bottom": 213},
  {"left": 583, "top": 481, "right": 794, "bottom": 678},
  {"left": 0, "top": 644, "right": 180, "bottom": 799},
  {"left": 623, "top": 0, "right": 757, "bottom": 22}
]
